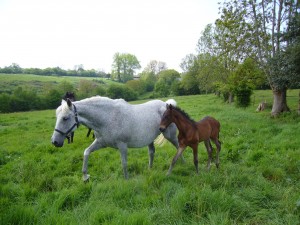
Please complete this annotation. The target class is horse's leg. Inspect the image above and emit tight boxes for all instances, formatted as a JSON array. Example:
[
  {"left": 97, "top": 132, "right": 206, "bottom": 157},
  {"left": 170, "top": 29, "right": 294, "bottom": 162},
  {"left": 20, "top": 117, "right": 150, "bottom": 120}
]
[
  {"left": 167, "top": 146, "right": 186, "bottom": 175},
  {"left": 191, "top": 144, "right": 199, "bottom": 174},
  {"left": 67, "top": 136, "right": 71, "bottom": 144},
  {"left": 117, "top": 142, "right": 129, "bottom": 179},
  {"left": 211, "top": 138, "right": 221, "bottom": 169},
  {"left": 82, "top": 138, "right": 103, "bottom": 182},
  {"left": 148, "top": 142, "right": 155, "bottom": 168},
  {"left": 163, "top": 123, "right": 185, "bottom": 163},
  {"left": 71, "top": 131, "right": 74, "bottom": 143},
  {"left": 204, "top": 140, "right": 212, "bottom": 171},
  {"left": 86, "top": 128, "right": 92, "bottom": 137}
]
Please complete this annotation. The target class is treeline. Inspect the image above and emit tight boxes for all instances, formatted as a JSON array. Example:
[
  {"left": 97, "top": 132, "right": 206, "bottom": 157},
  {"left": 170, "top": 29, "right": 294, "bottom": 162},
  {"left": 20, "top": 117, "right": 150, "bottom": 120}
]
[
  {"left": 0, "top": 81, "right": 137, "bottom": 113},
  {"left": 0, "top": 68, "right": 200, "bottom": 113},
  {"left": 0, "top": 63, "right": 109, "bottom": 78}
]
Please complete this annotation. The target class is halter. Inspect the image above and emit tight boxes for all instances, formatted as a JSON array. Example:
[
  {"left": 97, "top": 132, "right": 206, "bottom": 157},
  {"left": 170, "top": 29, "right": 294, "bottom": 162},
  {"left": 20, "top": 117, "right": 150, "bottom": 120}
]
[{"left": 55, "top": 104, "right": 79, "bottom": 137}]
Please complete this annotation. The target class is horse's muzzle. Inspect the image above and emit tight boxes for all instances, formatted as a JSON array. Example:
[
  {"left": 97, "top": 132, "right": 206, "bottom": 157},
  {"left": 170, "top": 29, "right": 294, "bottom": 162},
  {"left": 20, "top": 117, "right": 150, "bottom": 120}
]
[
  {"left": 52, "top": 140, "right": 63, "bottom": 147},
  {"left": 159, "top": 127, "right": 166, "bottom": 132}
]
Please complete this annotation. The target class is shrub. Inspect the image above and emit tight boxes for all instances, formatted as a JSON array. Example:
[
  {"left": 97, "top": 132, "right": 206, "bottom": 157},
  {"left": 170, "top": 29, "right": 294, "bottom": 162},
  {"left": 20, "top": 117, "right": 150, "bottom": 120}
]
[
  {"left": 234, "top": 85, "right": 253, "bottom": 107},
  {"left": 107, "top": 84, "right": 137, "bottom": 101}
]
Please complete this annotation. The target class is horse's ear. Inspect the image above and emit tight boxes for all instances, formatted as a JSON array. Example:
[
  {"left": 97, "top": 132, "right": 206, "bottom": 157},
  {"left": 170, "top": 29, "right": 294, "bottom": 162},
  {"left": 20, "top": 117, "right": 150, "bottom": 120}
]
[
  {"left": 67, "top": 98, "right": 72, "bottom": 108},
  {"left": 166, "top": 104, "right": 173, "bottom": 110}
]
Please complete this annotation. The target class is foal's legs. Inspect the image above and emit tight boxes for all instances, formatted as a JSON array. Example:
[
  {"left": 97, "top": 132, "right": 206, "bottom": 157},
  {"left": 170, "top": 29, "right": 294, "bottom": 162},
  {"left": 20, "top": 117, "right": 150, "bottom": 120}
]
[
  {"left": 163, "top": 123, "right": 185, "bottom": 162},
  {"left": 204, "top": 140, "right": 213, "bottom": 170},
  {"left": 211, "top": 138, "right": 221, "bottom": 168},
  {"left": 148, "top": 142, "right": 155, "bottom": 168},
  {"left": 167, "top": 146, "right": 186, "bottom": 175},
  {"left": 191, "top": 144, "right": 199, "bottom": 174},
  {"left": 82, "top": 138, "right": 104, "bottom": 181}
]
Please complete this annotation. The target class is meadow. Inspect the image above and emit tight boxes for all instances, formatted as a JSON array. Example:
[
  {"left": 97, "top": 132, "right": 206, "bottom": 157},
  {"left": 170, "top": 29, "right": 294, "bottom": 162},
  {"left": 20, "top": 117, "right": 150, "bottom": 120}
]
[
  {"left": 0, "top": 90, "right": 299, "bottom": 224},
  {"left": 0, "top": 73, "right": 116, "bottom": 94}
]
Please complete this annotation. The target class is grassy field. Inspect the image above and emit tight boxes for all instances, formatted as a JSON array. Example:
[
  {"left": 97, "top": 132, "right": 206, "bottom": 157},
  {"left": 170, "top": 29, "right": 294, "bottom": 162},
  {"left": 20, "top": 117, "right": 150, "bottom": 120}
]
[
  {"left": 0, "top": 73, "right": 117, "bottom": 94},
  {"left": 0, "top": 90, "right": 300, "bottom": 224}
]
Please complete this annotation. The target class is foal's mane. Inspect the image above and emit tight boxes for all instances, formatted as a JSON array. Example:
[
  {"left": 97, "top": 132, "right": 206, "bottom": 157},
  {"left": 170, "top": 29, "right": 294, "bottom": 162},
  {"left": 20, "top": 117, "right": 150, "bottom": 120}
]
[{"left": 173, "top": 106, "right": 195, "bottom": 123}]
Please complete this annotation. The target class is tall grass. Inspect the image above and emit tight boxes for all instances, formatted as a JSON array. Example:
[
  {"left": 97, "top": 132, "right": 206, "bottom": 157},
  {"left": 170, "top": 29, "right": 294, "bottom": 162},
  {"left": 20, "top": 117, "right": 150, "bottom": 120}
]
[{"left": 0, "top": 90, "right": 299, "bottom": 224}]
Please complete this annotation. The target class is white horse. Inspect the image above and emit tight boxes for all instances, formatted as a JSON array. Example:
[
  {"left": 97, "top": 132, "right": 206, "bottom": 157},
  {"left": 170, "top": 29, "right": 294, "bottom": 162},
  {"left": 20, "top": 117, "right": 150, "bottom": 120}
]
[{"left": 51, "top": 96, "right": 179, "bottom": 181}]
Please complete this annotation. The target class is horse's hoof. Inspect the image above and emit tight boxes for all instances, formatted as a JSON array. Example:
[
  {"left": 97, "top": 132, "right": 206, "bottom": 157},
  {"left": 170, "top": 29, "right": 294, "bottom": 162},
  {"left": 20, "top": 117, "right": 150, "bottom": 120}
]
[{"left": 83, "top": 174, "right": 90, "bottom": 182}]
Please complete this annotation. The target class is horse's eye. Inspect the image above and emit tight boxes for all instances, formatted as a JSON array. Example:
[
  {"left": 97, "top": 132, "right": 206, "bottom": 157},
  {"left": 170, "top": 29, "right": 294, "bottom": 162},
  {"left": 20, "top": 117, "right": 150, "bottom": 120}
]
[{"left": 63, "top": 116, "right": 69, "bottom": 121}]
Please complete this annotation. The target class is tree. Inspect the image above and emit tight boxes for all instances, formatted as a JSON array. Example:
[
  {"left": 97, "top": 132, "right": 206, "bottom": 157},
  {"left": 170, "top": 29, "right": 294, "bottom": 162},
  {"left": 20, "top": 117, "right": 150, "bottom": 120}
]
[
  {"left": 1, "top": 63, "right": 23, "bottom": 74},
  {"left": 157, "top": 69, "right": 180, "bottom": 86},
  {"left": 154, "top": 69, "right": 180, "bottom": 97},
  {"left": 180, "top": 54, "right": 196, "bottom": 73},
  {"left": 139, "top": 71, "right": 156, "bottom": 92},
  {"left": 144, "top": 60, "right": 167, "bottom": 75},
  {"left": 230, "top": 58, "right": 265, "bottom": 107},
  {"left": 196, "top": 54, "right": 225, "bottom": 94},
  {"left": 111, "top": 53, "right": 141, "bottom": 83},
  {"left": 195, "top": 23, "right": 237, "bottom": 100},
  {"left": 218, "top": 0, "right": 300, "bottom": 116}
]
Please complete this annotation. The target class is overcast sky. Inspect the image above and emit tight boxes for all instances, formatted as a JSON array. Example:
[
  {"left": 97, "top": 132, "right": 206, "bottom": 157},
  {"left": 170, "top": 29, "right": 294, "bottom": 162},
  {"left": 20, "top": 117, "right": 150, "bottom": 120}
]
[{"left": 0, "top": 0, "right": 220, "bottom": 73}]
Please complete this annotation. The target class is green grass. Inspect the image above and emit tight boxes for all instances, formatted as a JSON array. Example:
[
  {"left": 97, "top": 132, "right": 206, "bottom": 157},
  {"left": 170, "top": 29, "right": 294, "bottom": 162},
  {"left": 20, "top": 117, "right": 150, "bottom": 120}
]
[
  {"left": 0, "top": 91, "right": 300, "bottom": 224},
  {"left": 0, "top": 73, "right": 118, "bottom": 94}
]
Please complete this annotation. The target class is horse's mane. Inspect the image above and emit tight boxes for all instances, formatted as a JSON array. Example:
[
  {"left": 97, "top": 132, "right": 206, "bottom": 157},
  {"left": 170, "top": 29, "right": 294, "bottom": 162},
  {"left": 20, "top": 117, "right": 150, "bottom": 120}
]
[
  {"left": 73, "top": 96, "right": 125, "bottom": 104},
  {"left": 173, "top": 106, "right": 195, "bottom": 123},
  {"left": 58, "top": 96, "right": 127, "bottom": 115}
]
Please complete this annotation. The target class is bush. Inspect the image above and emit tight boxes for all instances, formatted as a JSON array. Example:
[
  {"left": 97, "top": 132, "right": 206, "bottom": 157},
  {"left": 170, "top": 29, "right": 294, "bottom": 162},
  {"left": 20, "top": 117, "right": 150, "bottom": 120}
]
[
  {"left": 0, "top": 93, "right": 12, "bottom": 113},
  {"left": 154, "top": 81, "right": 170, "bottom": 97},
  {"left": 107, "top": 84, "right": 137, "bottom": 101},
  {"left": 234, "top": 85, "right": 253, "bottom": 107}
]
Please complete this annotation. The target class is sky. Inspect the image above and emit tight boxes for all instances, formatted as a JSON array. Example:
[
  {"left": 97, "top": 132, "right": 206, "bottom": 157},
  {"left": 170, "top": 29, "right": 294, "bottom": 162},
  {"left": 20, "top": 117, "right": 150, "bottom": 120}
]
[{"left": 0, "top": 0, "right": 220, "bottom": 73}]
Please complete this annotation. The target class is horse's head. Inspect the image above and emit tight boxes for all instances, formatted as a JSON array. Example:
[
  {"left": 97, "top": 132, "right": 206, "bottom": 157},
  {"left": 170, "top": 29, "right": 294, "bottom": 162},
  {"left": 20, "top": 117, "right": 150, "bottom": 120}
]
[
  {"left": 159, "top": 103, "right": 174, "bottom": 132},
  {"left": 51, "top": 99, "right": 79, "bottom": 147},
  {"left": 63, "top": 91, "right": 76, "bottom": 102}
]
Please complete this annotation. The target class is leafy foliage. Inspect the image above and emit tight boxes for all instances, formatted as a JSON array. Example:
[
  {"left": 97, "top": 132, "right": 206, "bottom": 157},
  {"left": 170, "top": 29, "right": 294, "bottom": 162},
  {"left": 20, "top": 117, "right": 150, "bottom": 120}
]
[
  {"left": 107, "top": 84, "right": 137, "bottom": 101},
  {"left": 111, "top": 52, "right": 141, "bottom": 83},
  {"left": 154, "top": 69, "right": 180, "bottom": 97}
]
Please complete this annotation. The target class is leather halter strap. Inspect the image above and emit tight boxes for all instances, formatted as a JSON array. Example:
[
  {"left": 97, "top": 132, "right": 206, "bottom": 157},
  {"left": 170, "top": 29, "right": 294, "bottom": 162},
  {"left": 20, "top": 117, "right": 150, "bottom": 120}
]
[{"left": 55, "top": 104, "right": 79, "bottom": 137}]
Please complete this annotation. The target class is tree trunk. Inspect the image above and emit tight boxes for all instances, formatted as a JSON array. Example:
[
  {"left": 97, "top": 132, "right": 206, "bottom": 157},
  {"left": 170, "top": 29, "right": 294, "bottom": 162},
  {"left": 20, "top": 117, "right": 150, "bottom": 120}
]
[
  {"left": 271, "top": 87, "right": 290, "bottom": 116},
  {"left": 298, "top": 91, "right": 300, "bottom": 116},
  {"left": 228, "top": 92, "right": 234, "bottom": 104}
]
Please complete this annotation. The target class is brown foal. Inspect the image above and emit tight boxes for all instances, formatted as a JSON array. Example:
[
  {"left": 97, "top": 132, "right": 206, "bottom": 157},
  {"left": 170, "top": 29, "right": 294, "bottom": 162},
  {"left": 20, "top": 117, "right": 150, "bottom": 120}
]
[{"left": 159, "top": 104, "right": 221, "bottom": 175}]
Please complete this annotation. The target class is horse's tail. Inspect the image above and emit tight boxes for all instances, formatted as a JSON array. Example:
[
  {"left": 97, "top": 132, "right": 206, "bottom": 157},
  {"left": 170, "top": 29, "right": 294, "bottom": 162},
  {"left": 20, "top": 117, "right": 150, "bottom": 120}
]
[
  {"left": 154, "top": 133, "right": 166, "bottom": 146},
  {"left": 166, "top": 99, "right": 177, "bottom": 107},
  {"left": 156, "top": 99, "right": 177, "bottom": 147}
]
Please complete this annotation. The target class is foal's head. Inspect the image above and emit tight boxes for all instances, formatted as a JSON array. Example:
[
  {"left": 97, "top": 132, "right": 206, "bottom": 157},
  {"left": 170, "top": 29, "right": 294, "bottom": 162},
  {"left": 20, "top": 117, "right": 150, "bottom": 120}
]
[{"left": 159, "top": 104, "right": 175, "bottom": 132}]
